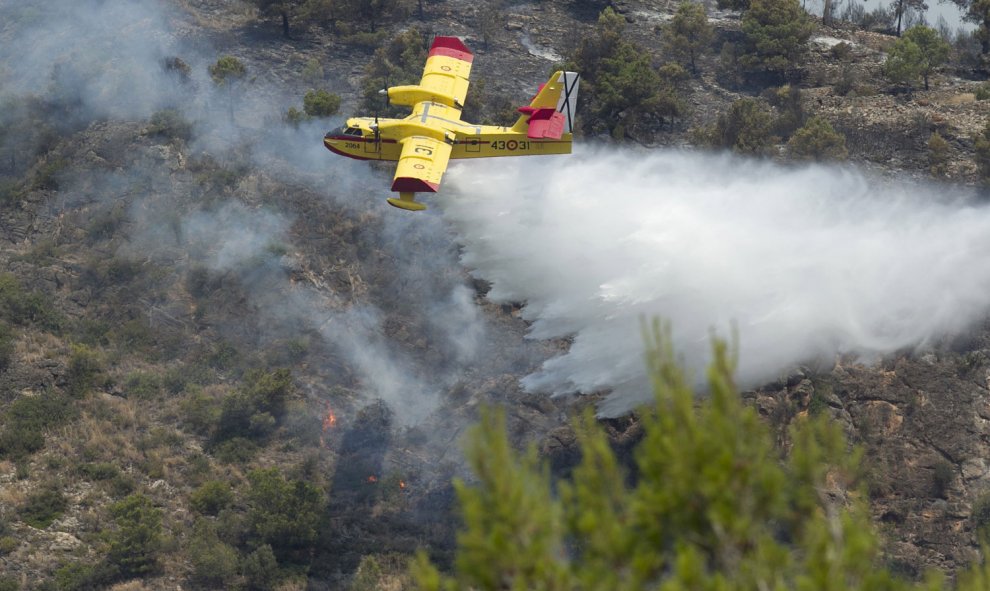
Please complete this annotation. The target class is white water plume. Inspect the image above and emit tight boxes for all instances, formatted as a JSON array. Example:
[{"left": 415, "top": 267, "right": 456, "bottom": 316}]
[{"left": 440, "top": 147, "right": 990, "bottom": 416}]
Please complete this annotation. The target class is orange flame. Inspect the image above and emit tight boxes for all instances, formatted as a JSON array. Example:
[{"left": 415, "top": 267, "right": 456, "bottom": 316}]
[
  {"left": 367, "top": 475, "right": 378, "bottom": 483},
  {"left": 320, "top": 403, "right": 337, "bottom": 448},
  {"left": 399, "top": 480, "right": 406, "bottom": 489},
  {"left": 322, "top": 404, "right": 337, "bottom": 431}
]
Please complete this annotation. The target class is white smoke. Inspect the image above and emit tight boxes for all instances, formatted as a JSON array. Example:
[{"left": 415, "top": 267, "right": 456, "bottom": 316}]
[
  {"left": 440, "top": 147, "right": 990, "bottom": 415},
  {"left": 0, "top": 0, "right": 187, "bottom": 120}
]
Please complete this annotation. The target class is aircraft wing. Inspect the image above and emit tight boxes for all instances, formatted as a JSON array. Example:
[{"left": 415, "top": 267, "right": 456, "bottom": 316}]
[
  {"left": 390, "top": 135, "right": 453, "bottom": 195},
  {"left": 418, "top": 36, "right": 473, "bottom": 112}
]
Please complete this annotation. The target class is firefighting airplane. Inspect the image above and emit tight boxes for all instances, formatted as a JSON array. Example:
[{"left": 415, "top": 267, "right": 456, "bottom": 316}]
[{"left": 323, "top": 36, "right": 579, "bottom": 211}]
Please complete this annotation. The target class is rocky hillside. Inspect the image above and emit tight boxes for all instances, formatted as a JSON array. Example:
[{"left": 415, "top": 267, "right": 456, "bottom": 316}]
[{"left": 0, "top": 0, "right": 989, "bottom": 589}]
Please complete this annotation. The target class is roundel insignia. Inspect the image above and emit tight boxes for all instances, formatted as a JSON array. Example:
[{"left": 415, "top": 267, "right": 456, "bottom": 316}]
[
  {"left": 507, "top": 140, "right": 518, "bottom": 150},
  {"left": 414, "top": 164, "right": 425, "bottom": 169}
]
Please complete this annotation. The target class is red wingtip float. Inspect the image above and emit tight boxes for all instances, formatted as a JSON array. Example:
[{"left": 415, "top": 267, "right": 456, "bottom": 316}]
[{"left": 324, "top": 36, "right": 579, "bottom": 211}]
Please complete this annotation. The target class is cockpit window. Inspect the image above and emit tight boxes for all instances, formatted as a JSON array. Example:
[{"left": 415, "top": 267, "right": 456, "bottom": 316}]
[{"left": 326, "top": 126, "right": 364, "bottom": 138}]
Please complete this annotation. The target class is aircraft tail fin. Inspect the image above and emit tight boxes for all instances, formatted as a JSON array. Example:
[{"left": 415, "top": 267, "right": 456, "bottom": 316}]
[{"left": 511, "top": 71, "right": 579, "bottom": 138}]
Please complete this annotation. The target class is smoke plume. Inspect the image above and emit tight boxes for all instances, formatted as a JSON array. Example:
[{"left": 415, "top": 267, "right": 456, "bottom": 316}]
[{"left": 441, "top": 147, "right": 990, "bottom": 415}]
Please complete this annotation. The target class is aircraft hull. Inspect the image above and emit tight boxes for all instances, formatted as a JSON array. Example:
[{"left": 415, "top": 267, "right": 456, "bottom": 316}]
[{"left": 323, "top": 125, "right": 572, "bottom": 162}]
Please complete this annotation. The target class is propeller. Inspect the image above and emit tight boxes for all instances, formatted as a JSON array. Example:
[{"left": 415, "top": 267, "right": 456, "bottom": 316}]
[{"left": 372, "top": 76, "right": 389, "bottom": 148}]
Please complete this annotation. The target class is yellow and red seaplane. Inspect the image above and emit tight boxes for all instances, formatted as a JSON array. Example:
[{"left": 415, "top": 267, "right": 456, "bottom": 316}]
[{"left": 323, "top": 36, "right": 579, "bottom": 211}]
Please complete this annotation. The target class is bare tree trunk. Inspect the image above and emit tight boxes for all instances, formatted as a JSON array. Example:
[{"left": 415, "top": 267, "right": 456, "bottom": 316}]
[{"left": 281, "top": 10, "right": 290, "bottom": 38}]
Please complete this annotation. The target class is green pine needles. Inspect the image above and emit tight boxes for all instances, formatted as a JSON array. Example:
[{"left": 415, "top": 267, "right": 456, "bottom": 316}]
[{"left": 413, "top": 322, "right": 990, "bottom": 590}]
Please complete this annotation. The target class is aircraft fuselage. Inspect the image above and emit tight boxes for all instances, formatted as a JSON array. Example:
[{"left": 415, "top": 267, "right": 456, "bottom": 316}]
[{"left": 323, "top": 102, "right": 573, "bottom": 162}]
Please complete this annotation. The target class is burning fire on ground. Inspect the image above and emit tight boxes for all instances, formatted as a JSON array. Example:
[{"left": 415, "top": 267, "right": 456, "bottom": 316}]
[{"left": 319, "top": 402, "right": 337, "bottom": 447}]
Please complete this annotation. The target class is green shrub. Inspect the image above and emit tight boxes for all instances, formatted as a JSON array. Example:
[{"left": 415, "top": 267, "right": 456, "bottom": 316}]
[
  {"left": 246, "top": 468, "right": 323, "bottom": 563},
  {"left": 31, "top": 158, "right": 67, "bottom": 191},
  {"left": 341, "top": 30, "right": 389, "bottom": 50},
  {"left": 285, "top": 106, "right": 305, "bottom": 126},
  {"left": 52, "top": 561, "right": 108, "bottom": 591},
  {"left": 976, "top": 83, "right": 990, "bottom": 101},
  {"left": 0, "top": 273, "right": 59, "bottom": 328},
  {"left": 147, "top": 109, "right": 193, "bottom": 141},
  {"left": 0, "top": 535, "right": 17, "bottom": 555},
  {"left": 214, "top": 368, "right": 293, "bottom": 443},
  {"left": 19, "top": 485, "right": 68, "bottom": 528},
  {"left": 972, "top": 491, "right": 990, "bottom": 534},
  {"left": 765, "top": 84, "right": 805, "bottom": 137},
  {"left": 78, "top": 462, "right": 120, "bottom": 481},
  {"left": 181, "top": 390, "right": 221, "bottom": 436},
  {"left": 303, "top": 89, "right": 341, "bottom": 117},
  {"left": 929, "top": 131, "right": 951, "bottom": 177},
  {"left": 709, "top": 98, "right": 774, "bottom": 154},
  {"left": 189, "top": 519, "right": 240, "bottom": 587},
  {"left": 205, "top": 340, "right": 240, "bottom": 370},
  {"left": 0, "top": 391, "right": 75, "bottom": 460},
  {"left": 351, "top": 553, "right": 411, "bottom": 591},
  {"left": 162, "top": 368, "right": 188, "bottom": 395},
  {"left": 84, "top": 207, "right": 127, "bottom": 244},
  {"left": 0, "top": 322, "right": 14, "bottom": 371},
  {"left": 110, "top": 474, "right": 137, "bottom": 498},
  {"left": 242, "top": 544, "right": 280, "bottom": 590},
  {"left": 124, "top": 371, "right": 162, "bottom": 400},
  {"left": 209, "top": 55, "right": 246, "bottom": 86},
  {"left": 0, "top": 576, "right": 16, "bottom": 591},
  {"left": 830, "top": 41, "right": 853, "bottom": 60},
  {"left": 190, "top": 480, "right": 234, "bottom": 516},
  {"left": 107, "top": 494, "right": 163, "bottom": 577},
  {"left": 933, "top": 460, "right": 954, "bottom": 498},
  {"left": 213, "top": 437, "right": 258, "bottom": 464},
  {"left": 301, "top": 57, "right": 324, "bottom": 84},
  {"left": 787, "top": 116, "right": 848, "bottom": 161},
  {"left": 66, "top": 344, "right": 105, "bottom": 397},
  {"left": 0, "top": 180, "right": 23, "bottom": 206}
]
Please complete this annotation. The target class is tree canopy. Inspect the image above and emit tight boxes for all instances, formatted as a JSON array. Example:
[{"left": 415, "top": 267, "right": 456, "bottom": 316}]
[
  {"left": 738, "top": 0, "right": 815, "bottom": 78},
  {"left": 662, "top": 2, "right": 715, "bottom": 75},
  {"left": 565, "top": 8, "right": 685, "bottom": 138},
  {"left": 905, "top": 25, "right": 951, "bottom": 89},
  {"left": 411, "top": 324, "right": 990, "bottom": 590}
]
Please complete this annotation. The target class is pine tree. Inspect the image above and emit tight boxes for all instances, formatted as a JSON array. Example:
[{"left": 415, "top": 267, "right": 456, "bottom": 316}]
[
  {"left": 738, "top": 0, "right": 814, "bottom": 79},
  {"left": 246, "top": 467, "right": 324, "bottom": 563},
  {"left": 662, "top": 2, "right": 714, "bottom": 75},
  {"left": 411, "top": 323, "right": 928, "bottom": 590},
  {"left": 107, "top": 494, "right": 163, "bottom": 578},
  {"left": 903, "top": 25, "right": 952, "bottom": 90},
  {"left": 565, "top": 8, "right": 685, "bottom": 138}
]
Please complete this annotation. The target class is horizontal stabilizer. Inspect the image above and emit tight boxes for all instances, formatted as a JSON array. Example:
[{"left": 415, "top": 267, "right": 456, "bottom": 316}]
[
  {"left": 519, "top": 107, "right": 566, "bottom": 139},
  {"left": 511, "top": 71, "right": 580, "bottom": 135}
]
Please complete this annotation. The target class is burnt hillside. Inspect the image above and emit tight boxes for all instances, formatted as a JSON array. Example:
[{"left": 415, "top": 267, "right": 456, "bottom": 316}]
[{"left": 1, "top": 0, "right": 990, "bottom": 588}]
